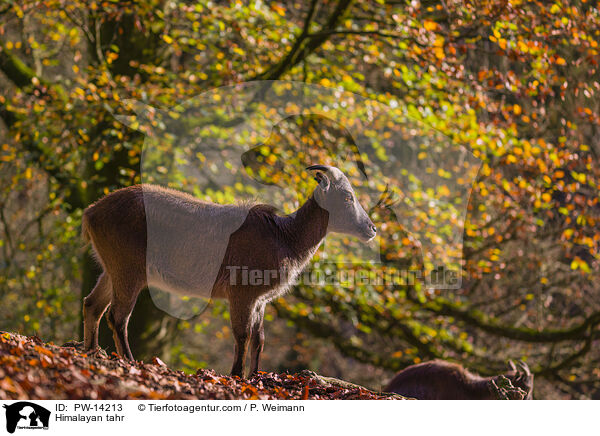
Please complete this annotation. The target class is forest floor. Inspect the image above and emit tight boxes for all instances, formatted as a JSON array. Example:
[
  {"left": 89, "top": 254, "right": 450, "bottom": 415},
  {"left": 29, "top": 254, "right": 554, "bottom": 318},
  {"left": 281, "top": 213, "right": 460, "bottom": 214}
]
[{"left": 0, "top": 331, "right": 405, "bottom": 400}]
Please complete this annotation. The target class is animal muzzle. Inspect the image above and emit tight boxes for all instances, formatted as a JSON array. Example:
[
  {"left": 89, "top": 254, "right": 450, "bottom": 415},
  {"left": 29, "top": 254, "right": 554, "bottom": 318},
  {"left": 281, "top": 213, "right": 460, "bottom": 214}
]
[{"left": 361, "top": 222, "right": 377, "bottom": 242}]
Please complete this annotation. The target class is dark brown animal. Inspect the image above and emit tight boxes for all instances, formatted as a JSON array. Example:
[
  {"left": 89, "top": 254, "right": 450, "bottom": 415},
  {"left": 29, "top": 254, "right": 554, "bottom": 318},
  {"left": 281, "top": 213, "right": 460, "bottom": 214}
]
[
  {"left": 81, "top": 165, "right": 375, "bottom": 377},
  {"left": 384, "top": 360, "right": 534, "bottom": 400}
]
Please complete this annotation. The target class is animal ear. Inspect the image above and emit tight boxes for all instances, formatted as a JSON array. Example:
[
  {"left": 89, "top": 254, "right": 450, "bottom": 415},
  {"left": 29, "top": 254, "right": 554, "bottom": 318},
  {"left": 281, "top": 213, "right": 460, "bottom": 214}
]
[
  {"left": 508, "top": 360, "right": 517, "bottom": 372},
  {"left": 314, "top": 171, "right": 330, "bottom": 191},
  {"left": 317, "top": 172, "right": 330, "bottom": 192}
]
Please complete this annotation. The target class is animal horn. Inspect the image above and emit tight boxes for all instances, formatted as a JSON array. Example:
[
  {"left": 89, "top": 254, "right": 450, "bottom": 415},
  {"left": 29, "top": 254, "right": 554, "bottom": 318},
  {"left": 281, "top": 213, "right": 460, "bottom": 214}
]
[
  {"left": 517, "top": 360, "right": 531, "bottom": 376},
  {"left": 306, "top": 165, "right": 331, "bottom": 172}
]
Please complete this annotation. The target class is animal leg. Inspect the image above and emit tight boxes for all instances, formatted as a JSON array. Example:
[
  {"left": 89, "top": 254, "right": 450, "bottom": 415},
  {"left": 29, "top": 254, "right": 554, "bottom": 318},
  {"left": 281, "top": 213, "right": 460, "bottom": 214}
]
[
  {"left": 106, "top": 276, "right": 143, "bottom": 361},
  {"left": 83, "top": 272, "right": 112, "bottom": 350},
  {"left": 229, "top": 297, "right": 255, "bottom": 377},
  {"left": 249, "top": 302, "right": 266, "bottom": 375}
]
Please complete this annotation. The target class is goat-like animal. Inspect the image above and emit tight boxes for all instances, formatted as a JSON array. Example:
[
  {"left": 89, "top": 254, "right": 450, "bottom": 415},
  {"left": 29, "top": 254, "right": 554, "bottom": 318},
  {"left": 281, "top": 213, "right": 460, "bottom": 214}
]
[
  {"left": 384, "top": 359, "right": 534, "bottom": 400},
  {"left": 81, "top": 165, "right": 376, "bottom": 377}
]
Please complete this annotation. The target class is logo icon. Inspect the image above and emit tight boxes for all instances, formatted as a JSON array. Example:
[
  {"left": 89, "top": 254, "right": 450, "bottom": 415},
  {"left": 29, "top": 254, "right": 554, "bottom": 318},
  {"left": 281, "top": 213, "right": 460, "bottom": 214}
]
[{"left": 2, "top": 402, "right": 50, "bottom": 433}]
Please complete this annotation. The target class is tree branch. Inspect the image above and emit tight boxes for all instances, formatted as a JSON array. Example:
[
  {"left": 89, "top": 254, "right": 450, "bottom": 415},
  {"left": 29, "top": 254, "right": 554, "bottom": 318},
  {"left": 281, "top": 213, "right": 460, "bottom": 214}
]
[
  {"left": 0, "top": 41, "right": 67, "bottom": 101},
  {"left": 273, "top": 301, "right": 414, "bottom": 371},
  {"left": 413, "top": 294, "right": 600, "bottom": 343},
  {"left": 253, "top": 0, "right": 353, "bottom": 81}
]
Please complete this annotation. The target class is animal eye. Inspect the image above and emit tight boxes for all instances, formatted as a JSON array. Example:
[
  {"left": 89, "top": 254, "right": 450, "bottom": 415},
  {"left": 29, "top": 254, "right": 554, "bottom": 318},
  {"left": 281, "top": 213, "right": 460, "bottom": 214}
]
[{"left": 345, "top": 195, "right": 353, "bottom": 203}]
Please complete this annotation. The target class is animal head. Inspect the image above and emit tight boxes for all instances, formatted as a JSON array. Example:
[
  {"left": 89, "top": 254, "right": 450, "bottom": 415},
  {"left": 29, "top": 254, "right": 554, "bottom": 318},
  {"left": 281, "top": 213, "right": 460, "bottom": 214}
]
[
  {"left": 307, "top": 165, "right": 376, "bottom": 242},
  {"left": 506, "top": 360, "right": 534, "bottom": 399}
]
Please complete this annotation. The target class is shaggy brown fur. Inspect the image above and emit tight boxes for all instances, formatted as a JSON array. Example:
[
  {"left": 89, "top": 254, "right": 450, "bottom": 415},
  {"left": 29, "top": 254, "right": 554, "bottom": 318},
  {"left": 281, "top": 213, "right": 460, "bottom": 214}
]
[{"left": 385, "top": 360, "right": 534, "bottom": 400}]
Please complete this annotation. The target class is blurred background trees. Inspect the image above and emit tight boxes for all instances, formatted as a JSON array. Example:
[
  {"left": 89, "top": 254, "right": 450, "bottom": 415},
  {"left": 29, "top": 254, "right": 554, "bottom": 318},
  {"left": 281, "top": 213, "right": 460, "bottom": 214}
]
[{"left": 0, "top": 0, "right": 598, "bottom": 398}]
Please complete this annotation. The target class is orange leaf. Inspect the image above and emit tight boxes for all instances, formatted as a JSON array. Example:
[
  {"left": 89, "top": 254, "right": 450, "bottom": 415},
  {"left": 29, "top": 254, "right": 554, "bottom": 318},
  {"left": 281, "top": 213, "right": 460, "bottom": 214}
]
[
  {"left": 34, "top": 345, "right": 53, "bottom": 356},
  {"left": 302, "top": 384, "right": 310, "bottom": 400},
  {"left": 513, "top": 104, "right": 522, "bottom": 115},
  {"left": 423, "top": 20, "right": 438, "bottom": 31},
  {"left": 152, "top": 356, "right": 166, "bottom": 367}
]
